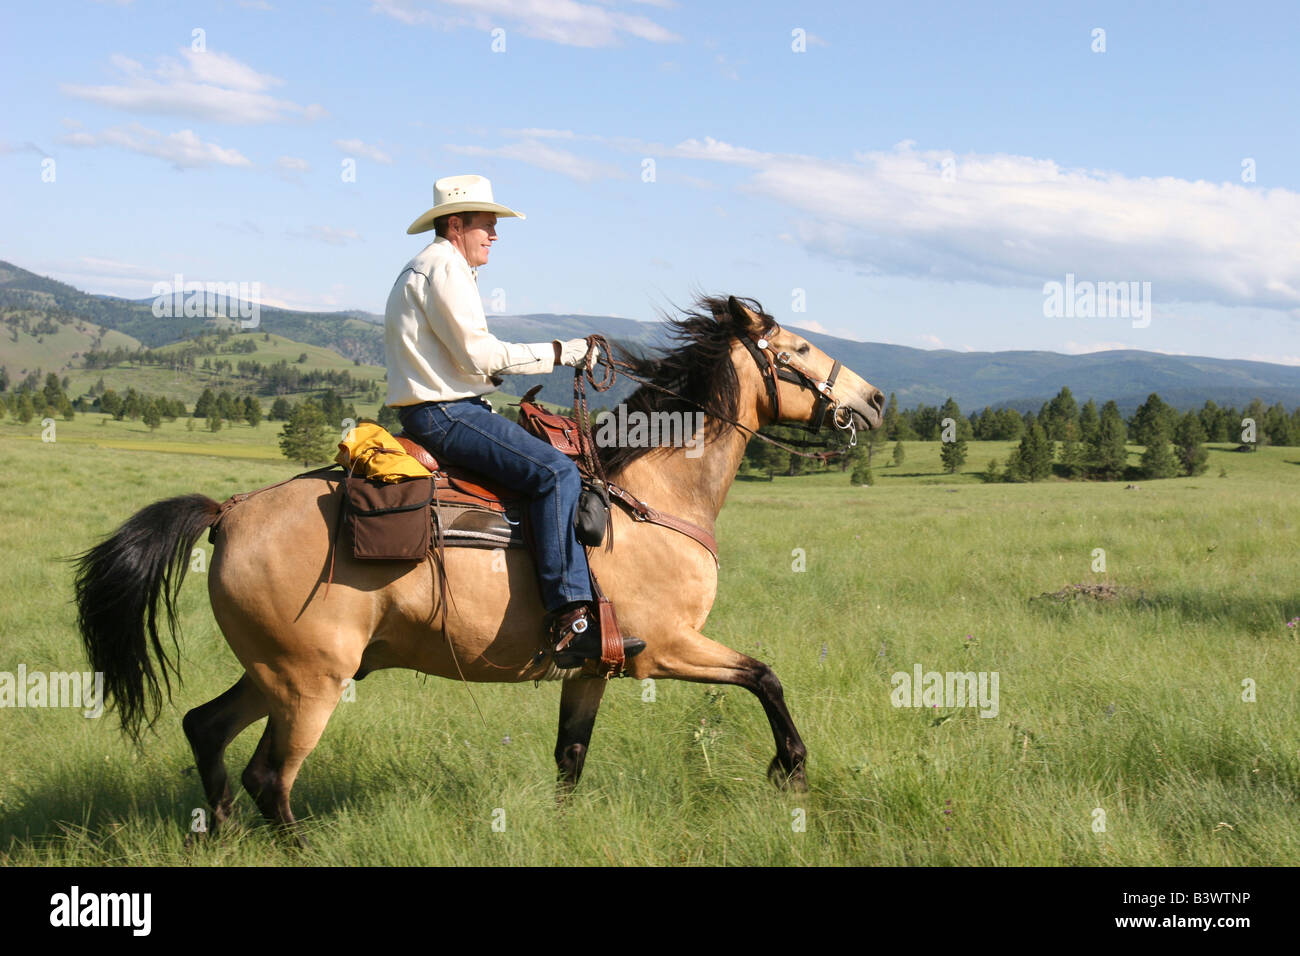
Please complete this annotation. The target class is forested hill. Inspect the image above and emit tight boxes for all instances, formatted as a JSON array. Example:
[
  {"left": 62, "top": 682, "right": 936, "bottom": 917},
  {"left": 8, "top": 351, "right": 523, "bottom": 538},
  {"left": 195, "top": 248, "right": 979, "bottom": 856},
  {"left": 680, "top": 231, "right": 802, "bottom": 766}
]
[{"left": 3, "top": 259, "right": 1299, "bottom": 414}]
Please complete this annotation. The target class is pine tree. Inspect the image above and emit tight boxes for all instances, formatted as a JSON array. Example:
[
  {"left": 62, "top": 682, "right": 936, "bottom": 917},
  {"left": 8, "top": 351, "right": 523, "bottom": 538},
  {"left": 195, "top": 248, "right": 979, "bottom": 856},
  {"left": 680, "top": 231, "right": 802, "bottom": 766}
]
[
  {"left": 938, "top": 397, "right": 971, "bottom": 440},
  {"left": 851, "top": 460, "right": 874, "bottom": 486},
  {"left": 279, "top": 401, "right": 333, "bottom": 466},
  {"left": 1011, "top": 421, "right": 1053, "bottom": 481},
  {"left": 1130, "top": 393, "right": 1175, "bottom": 448},
  {"left": 1059, "top": 435, "right": 1086, "bottom": 478},
  {"left": 99, "top": 389, "right": 121, "bottom": 418},
  {"left": 1199, "top": 400, "right": 1228, "bottom": 443},
  {"left": 377, "top": 403, "right": 400, "bottom": 431},
  {"left": 1173, "top": 411, "right": 1209, "bottom": 476},
  {"left": 1140, "top": 420, "right": 1180, "bottom": 479},
  {"left": 883, "top": 392, "right": 900, "bottom": 439},
  {"left": 15, "top": 391, "right": 35, "bottom": 424},
  {"left": 1078, "top": 399, "right": 1100, "bottom": 446},
  {"left": 243, "top": 395, "right": 262, "bottom": 428},
  {"left": 42, "top": 372, "right": 65, "bottom": 413},
  {"left": 270, "top": 396, "right": 292, "bottom": 421},
  {"left": 892, "top": 441, "right": 905, "bottom": 467},
  {"left": 1090, "top": 400, "right": 1128, "bottom": 480},
  {"left": 981, "top": 457, "right": 1002, "bottom": 483},
  {"left": 194, "top": 388, "right": 216, "bottom": 419},
  {"left": 1002, "top": 447, "right": 1024, "bottom": 482},
  {"left": 939, "top": 435, "right": 968, "bottom": 474},
  {"left": 1040, "top": 386, "right": 1079, "bottom": 441},
  {"left": 142, "top": 400, "right": 162, "bottom": 432}
]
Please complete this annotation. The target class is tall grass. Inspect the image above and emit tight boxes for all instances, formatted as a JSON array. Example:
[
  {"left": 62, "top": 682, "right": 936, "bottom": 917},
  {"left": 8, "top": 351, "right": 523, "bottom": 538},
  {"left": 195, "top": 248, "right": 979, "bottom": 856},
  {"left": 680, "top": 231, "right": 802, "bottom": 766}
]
[{"left": 2, "top": 423, "right": 1296, "bottom": 865}]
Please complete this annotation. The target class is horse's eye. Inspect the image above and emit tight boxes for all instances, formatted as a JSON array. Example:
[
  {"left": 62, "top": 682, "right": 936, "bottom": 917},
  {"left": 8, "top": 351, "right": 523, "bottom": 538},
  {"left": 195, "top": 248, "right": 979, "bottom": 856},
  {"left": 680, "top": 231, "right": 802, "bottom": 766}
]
[{"left": 797, "top": 344, "right": 810, "bottom": 355}]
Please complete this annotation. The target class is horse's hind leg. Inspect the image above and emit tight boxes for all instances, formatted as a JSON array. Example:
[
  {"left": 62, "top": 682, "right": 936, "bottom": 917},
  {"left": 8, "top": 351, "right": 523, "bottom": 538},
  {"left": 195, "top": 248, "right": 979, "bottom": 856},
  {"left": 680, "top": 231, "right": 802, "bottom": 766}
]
[
  {"left": 182, "top": 674, "right": 268, "bottom": 833},
  {"left": 241, "top": 677, "right": 345, "bottom": 843},
  {"left": 640, "top": 630, "right": 808, "bottom": 792},
  {"left": 555, "top": 677, "right": 608, "bottom": 793}
]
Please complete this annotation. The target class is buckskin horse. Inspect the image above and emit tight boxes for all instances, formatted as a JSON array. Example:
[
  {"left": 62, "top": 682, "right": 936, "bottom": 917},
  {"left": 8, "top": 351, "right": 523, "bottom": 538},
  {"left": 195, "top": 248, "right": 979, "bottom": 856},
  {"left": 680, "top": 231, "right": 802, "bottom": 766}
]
[{"left": 74, "top": 296, "right": 884, "bottom": 837}]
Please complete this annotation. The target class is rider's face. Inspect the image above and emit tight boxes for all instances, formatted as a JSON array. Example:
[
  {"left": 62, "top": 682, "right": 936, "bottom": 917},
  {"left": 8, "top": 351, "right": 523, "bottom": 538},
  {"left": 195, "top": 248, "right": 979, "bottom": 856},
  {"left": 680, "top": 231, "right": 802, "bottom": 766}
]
[{"left": 450, "top": 212, "right": 498, "bottom": 268}]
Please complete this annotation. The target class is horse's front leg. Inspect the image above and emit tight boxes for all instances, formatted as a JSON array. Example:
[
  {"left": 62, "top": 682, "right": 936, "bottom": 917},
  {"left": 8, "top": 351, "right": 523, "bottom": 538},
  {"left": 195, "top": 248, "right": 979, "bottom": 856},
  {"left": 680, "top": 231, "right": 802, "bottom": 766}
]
[
  {"left": 633, "top": 629, "right": 808, "bottom": 792},
  {"left": 555, "top": 676, "right": 608, "bottom": 794}
]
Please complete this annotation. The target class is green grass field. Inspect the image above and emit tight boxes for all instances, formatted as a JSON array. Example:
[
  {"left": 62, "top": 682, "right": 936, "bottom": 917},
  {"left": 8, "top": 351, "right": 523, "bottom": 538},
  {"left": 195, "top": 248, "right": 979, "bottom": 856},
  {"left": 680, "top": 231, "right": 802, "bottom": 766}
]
[{"left": 1, "top": 417, "right": 1296, "bottom": 865}]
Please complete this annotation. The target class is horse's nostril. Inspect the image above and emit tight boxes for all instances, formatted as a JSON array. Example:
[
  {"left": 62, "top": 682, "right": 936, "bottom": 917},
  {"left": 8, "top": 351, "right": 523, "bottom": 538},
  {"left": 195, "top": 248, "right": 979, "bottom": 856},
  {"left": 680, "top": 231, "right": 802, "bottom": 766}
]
[{"left": 871, "top": 390, "right": 885, "bottom": 412}]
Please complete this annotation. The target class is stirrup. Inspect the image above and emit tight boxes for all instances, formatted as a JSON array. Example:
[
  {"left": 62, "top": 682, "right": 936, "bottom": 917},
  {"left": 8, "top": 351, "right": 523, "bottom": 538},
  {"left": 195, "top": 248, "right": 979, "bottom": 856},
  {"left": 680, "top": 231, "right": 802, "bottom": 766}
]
[{"left": 547, "top": 604, "right": 645, "bottom": 669}]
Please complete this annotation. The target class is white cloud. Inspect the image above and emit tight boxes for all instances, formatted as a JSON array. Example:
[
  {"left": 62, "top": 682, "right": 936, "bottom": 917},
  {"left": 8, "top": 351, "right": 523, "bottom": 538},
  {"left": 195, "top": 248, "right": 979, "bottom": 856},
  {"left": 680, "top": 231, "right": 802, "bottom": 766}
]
[
  {"left": 333, "top": 138, "right": 393, "bottom": 164},
  {"left": 448, "top": 138, "right": 627, "bottom": 181},
  {"left": 371, "top": 0, "right": 679, "bottom": 48},
  {"left": 61, "top": 48, "right": 327, "bottom": 124},
  {"left": 1062, "top": 341, "right": 1137, "bottom": 354},
  {"left": 1246, "top": 353, "right": 1300, "bottom": 366},
  {"left": 654, "top": 138, "right": 1300, "bottom": 313},
  {"left": 286, "top": 225, "right": 363, "bottom": 245},
  {"left": 0, "top": 141, "right": 49, "bottom": 157},
  {"left": 58, "top": 123, "right": 252, "bottom": 169},
  {"left": 276, "top": 155, "right": 309, "bottom": 172},
  {"left": 792, "top": 319, "right": 829, "bottom": 334},
  {"left": 257, "top": 282, "right": 351, "bottom": 311},
  {"left": 919, "top": 334, "right": 943, "bottom": 347}
]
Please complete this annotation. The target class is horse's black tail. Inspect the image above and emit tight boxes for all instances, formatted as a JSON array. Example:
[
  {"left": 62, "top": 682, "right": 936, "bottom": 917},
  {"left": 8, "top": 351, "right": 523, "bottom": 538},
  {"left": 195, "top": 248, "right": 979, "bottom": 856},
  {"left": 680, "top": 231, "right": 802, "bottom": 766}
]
[{"left": 73, "top": 494, "right": 223, "bottom": 743}]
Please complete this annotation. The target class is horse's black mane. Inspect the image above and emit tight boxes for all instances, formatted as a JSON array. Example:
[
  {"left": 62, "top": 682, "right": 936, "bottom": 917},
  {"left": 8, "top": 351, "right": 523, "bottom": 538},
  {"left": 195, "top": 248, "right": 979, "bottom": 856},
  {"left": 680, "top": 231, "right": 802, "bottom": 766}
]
[{"left": 597, "top": 295, "right": 777, "bottom": 475}]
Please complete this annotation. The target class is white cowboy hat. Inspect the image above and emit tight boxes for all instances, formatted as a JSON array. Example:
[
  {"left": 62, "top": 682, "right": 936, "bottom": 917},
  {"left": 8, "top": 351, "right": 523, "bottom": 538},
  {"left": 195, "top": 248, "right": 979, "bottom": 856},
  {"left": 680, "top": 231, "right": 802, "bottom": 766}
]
[{"left": 405, "top": 174, "right": 525, "bottom": 235}]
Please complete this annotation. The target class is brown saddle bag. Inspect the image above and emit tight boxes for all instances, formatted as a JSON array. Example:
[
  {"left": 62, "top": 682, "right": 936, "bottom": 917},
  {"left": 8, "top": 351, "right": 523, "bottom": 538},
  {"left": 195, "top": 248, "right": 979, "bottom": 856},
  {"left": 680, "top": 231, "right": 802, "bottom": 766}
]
[{"left": 344, "top": 475, "right": 434, "bottom": 560}]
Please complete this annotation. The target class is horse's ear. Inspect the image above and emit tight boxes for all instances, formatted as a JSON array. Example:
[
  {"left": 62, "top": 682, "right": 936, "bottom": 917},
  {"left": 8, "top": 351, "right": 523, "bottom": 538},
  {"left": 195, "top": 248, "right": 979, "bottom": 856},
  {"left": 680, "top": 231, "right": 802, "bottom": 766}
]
[{"left": 727, "top": 296, "right": 764, "bottom": 334}]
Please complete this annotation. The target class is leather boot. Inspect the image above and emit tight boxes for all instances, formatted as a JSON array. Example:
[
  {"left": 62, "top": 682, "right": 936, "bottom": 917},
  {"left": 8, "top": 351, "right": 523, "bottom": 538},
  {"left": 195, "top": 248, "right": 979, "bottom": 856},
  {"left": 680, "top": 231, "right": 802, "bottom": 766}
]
[{"left": 546, "top": 602, "right": 646, "bottom": 669}]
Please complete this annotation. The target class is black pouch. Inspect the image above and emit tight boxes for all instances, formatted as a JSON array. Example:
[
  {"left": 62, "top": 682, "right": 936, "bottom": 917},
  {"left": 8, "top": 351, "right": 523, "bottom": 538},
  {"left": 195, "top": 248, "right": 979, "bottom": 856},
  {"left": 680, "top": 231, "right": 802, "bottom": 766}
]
[
  {"left": 575, "top": 478, "right": 610, "bottom": 547},
  {"left": 345, "top": 475, "right": 434, "bottom": 560}
]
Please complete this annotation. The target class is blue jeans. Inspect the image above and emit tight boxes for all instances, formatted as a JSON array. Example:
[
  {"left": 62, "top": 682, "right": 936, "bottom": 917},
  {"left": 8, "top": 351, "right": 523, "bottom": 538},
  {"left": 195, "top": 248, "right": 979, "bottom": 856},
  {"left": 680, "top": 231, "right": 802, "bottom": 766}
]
[{"left": 398, "top": 397, "right": 591, "bottom": 612}]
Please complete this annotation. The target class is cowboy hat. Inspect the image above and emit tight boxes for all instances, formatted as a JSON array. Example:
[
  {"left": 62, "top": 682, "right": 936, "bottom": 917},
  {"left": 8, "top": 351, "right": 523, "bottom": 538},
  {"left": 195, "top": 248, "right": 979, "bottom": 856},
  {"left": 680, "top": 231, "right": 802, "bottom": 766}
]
[{"left": 405, "top": 174, "right": 525, "bottom": 235}]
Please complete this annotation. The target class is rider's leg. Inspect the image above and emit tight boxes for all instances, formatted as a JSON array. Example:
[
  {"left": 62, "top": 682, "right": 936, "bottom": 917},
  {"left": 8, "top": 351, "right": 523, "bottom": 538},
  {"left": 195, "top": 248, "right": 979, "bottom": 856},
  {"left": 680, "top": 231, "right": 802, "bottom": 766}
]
[{"left": 397, "top": 398, "right": 643, "bottom": 665}]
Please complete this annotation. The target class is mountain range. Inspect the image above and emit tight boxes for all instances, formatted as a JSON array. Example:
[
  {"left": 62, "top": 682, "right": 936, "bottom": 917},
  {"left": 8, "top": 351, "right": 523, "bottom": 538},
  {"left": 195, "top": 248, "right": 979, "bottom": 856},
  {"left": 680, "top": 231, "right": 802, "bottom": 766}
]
[{"left": 3, "top": 259, "right": 1298, "bottom": 414}]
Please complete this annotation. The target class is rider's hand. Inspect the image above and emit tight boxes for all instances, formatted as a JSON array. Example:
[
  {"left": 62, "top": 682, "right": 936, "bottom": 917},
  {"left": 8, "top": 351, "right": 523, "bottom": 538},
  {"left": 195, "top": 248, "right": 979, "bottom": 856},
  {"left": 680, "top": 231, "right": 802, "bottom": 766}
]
[{"left": 555, "top": 338, "right": 600, "bottom": 369}]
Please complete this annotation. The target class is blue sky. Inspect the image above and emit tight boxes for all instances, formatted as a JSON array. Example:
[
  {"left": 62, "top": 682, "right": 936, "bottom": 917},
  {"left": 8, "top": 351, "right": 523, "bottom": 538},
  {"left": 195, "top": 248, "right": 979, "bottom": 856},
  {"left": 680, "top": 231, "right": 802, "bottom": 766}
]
[{"left": 2, "top": 0, "right": 1297, "bottom": 365}]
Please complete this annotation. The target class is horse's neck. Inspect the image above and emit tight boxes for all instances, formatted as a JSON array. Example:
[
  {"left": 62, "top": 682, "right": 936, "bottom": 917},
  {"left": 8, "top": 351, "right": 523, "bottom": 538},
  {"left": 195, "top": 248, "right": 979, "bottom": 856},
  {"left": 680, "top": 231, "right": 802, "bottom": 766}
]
[{"left": 612, "top": 389, "right": 760, "bottom": 533}]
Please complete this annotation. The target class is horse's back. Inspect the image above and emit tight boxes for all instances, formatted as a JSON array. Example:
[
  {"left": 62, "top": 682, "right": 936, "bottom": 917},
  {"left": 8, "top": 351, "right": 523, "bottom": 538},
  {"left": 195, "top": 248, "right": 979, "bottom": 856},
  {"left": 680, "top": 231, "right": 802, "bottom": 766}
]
[{"left": 208, "top": 476, "right": 548, "bottom": 682}]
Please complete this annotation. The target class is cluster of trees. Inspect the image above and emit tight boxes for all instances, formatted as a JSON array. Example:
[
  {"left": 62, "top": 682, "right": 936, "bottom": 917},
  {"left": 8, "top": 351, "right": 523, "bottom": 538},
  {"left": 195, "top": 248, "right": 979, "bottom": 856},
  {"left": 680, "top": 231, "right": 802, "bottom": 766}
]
[
  {"left": 881, "top": 388, "right": 1300, "bottom": 449},
  {"left": 730, "top": 386, "right": 1299, "bottom": 486},
  {"left": 258, "top": 360, "right": 377, "bottom": 399},
  {"left": 96, "top": 388, "right": 188, "bottom": 429},
  {"left": 191, "top": 388, "right": 262, "bottom": 430},
  {"left": 0, "top": 371, "right": 76, "bottom": 422},
  {"left": 83, "top": 339, "right": 379, "bottom": 402},
  {"left": 2, "top": 310, "right": 63, "bottom": 341}
]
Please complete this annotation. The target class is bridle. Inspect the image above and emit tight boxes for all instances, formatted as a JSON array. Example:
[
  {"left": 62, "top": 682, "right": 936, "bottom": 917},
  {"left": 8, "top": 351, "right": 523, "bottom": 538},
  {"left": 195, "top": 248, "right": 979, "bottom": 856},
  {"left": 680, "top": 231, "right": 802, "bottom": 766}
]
[
  {"left": 579, "top": 320, "right": 864, "bottom": 461},
  {"left": 734, "top": 324, "right": 859, "bottom": 447}
]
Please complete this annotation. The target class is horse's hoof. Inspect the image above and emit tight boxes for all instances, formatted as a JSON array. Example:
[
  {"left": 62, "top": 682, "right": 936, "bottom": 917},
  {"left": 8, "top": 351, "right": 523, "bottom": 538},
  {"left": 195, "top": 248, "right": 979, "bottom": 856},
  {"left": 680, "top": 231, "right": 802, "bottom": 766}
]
[{"left": 767, "top": 756, "right": 808, "bottom": 792}]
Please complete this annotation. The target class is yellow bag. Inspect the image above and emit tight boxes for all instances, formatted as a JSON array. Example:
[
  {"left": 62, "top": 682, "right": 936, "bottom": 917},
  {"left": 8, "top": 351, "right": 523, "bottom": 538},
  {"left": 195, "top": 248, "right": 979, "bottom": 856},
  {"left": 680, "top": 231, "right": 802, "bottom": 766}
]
[{"left": 335, "top": 422, "right": 431, "bottom": 483}]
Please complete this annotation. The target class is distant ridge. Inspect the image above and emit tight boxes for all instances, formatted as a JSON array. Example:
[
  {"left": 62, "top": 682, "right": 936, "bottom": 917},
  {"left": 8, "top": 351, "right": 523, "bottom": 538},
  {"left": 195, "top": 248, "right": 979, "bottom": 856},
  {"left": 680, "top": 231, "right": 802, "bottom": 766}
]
[{"left": 3, "top": 259, "right": 1298, "bottom": 413}]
